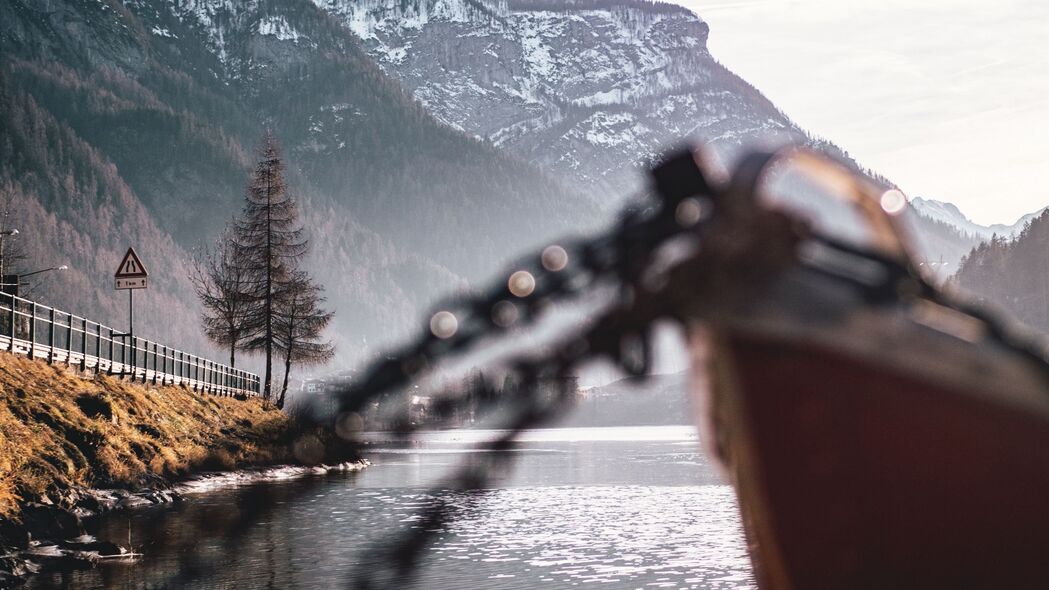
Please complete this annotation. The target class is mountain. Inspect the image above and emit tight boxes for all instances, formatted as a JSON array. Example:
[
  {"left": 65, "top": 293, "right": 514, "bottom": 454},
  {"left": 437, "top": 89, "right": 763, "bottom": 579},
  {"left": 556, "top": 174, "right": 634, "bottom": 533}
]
[
  {"left": 314, "top": 0, "right": 980, "bottom": 276},
  {"left": 1, "top": 0, "right": 597, "bottom": 365},
  {"left": 953, "top": 210, "right": 1049, "bottom": 335},
  {"left": 911, "top": 197, "right": 1045, "bottom": 241},
  {"left": 1, "top": 0, "right": 995, "bottom": 381},
  {"left": 903, "top": 197, "right": 1049, "bottom": 280},
  {"left": 316, "top": 0, "right": 845, "bottom": 203}
]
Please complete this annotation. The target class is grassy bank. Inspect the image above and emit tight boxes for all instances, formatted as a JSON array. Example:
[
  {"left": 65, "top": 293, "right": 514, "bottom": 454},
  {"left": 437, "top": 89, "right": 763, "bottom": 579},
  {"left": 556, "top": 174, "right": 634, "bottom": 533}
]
[{"left": 0, "top": 352, "right": 291, "bottom": 519}]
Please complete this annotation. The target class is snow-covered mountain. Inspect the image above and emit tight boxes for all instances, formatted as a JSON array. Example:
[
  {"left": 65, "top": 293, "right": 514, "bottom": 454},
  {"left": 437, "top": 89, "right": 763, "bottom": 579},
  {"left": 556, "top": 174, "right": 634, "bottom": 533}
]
[
  {"left": 314, "top": 0, "right": 811, "bottom": 202},
  {"left": 910, "top": 197, "right": 1046, "bottom": 240}
]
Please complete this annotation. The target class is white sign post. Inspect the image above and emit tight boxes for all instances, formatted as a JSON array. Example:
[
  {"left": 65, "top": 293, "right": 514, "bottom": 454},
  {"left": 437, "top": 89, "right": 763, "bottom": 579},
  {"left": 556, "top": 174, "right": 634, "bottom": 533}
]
[{"left": 114, "top": 248, "right": 148, "bottom": 353}]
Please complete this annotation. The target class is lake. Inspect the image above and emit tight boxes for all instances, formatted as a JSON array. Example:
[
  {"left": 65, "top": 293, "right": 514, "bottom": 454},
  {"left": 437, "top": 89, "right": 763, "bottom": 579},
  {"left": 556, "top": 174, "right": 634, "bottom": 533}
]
[{"left": 29, "top": 426, "right": 755, "bottom": 589}]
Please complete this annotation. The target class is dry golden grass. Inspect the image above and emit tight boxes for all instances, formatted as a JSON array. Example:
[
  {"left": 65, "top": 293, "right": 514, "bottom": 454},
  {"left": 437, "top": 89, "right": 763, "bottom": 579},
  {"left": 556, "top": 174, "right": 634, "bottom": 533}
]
[{"left": 0, "top": 352, "right": 290, "bottom": 518}]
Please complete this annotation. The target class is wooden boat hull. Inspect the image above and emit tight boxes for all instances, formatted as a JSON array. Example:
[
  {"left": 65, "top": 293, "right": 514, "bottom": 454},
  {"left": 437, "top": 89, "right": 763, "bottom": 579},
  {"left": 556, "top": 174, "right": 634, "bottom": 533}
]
[{"left": 698, "top": 326, "right": 1049, "bottom": 589}]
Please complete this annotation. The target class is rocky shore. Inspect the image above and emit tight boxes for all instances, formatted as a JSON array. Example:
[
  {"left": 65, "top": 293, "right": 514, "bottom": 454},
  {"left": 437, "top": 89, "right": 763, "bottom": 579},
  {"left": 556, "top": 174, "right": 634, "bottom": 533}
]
[
  {"left": 0, "top": 354, "right": 363, "bottom": 587},
  {"left": 1, "top": 486, "right": 173, "bottom": 584},
  {"left": 0, "top": 461, "right": 368, "bottom": 587}
]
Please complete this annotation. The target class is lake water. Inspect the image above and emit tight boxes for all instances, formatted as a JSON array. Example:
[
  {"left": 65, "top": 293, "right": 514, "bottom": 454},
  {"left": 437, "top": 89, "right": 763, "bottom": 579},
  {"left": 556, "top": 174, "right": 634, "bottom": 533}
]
[{"left": 29, "top": 426, "right": 755, "bottom": 589}]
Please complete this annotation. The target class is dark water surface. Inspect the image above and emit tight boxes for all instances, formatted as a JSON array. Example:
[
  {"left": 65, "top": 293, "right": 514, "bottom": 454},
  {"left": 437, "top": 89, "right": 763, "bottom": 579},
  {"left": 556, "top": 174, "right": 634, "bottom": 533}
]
[{"left": 29, "top": 426, "right": 754, "bottom": 589}]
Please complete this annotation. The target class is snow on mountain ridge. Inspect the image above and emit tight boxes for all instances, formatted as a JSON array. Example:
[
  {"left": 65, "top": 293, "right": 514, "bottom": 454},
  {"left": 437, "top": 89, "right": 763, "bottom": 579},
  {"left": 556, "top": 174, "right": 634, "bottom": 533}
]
[{"left": 911, "top": 197, "right": 1046, "bottom": 240}]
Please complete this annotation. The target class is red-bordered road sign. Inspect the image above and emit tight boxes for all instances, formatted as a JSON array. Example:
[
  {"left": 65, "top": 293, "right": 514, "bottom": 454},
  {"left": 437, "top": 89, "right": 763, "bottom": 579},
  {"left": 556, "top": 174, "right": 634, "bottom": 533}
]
[{"left": 115, "top": 247, "right": 148, "bottom": 290}]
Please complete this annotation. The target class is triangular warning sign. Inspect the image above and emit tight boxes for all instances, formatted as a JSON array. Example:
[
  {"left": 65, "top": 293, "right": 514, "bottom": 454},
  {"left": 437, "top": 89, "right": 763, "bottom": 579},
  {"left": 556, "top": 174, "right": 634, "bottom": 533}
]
[{"left": 114, "top": 247, "right": 148, "bottom": 278}]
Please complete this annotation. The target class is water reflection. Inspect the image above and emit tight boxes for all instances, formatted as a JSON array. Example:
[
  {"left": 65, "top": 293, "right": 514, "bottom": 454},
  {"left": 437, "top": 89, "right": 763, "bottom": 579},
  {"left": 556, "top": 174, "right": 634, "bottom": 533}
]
[{"left": 29, "top": 426, "right": 754, "bottom": 589}]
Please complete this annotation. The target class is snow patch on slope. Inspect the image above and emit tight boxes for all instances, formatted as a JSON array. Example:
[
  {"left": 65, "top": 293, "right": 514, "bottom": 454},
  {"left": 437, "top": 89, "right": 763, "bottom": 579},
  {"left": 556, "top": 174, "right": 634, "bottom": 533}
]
[
  {"left": 258, "top": 15, "right": 304, "bottom": 42},
  {"left": 171, "top": 0, "right": 253, "bottom": 66}
]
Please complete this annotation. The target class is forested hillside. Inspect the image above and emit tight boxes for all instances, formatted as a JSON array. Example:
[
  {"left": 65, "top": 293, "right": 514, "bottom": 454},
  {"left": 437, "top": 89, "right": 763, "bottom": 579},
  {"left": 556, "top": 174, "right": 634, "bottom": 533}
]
[
  {"left": 953, "top": 210, "right": 1049, "bottom": 333},
  {"left": 0, "top": 67, "right": 203, "bottom": 347},
  {"left": 903, "top": 209, "right": 983, "bottom": 281}
]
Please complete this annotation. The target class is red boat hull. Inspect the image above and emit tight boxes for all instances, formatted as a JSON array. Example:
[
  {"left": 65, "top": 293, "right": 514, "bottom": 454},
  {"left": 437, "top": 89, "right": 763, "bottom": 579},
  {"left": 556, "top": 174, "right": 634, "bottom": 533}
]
[{"left": 700, "top": 331, "right": 1049, "bottom": 589}]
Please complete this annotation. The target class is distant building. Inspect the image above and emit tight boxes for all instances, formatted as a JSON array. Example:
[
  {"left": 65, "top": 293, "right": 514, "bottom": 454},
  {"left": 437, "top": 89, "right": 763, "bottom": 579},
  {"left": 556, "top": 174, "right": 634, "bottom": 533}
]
[
  {"left": 296, "top": 369, "right": 359, "bottom": 419},
  {"left": 409, "top": 394, "right": 433, "bottom": 424}
]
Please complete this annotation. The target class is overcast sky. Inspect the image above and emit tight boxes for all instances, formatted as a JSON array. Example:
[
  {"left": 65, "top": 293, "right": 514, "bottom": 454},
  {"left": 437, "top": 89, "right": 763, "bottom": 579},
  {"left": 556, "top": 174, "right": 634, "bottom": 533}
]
[{"left": 673, "top": 0, "right": 1049, "bottom": 224}]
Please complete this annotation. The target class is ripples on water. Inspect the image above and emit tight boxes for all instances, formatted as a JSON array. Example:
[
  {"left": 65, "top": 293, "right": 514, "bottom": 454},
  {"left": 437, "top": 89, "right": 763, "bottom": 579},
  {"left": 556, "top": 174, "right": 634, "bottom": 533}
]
[
  {"left": 425, "top": 486, "right": 751, "bottom": 589},
  {"left": 29, "top": 426, "right": 754, "bottom": 589}
]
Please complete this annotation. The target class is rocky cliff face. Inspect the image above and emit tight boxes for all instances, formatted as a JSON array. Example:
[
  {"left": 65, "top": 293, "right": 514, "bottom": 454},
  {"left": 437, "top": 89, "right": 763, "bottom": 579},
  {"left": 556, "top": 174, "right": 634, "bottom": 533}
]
[{"left": 316, "top": 0, "right": 800, "bottom": 202}]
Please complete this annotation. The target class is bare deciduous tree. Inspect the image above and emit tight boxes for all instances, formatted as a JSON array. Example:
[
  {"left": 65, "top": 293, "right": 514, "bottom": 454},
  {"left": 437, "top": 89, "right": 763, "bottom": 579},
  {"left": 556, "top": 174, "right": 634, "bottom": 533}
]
[{"left": 190, "top": 231, "right": 252, "bottom": 367}]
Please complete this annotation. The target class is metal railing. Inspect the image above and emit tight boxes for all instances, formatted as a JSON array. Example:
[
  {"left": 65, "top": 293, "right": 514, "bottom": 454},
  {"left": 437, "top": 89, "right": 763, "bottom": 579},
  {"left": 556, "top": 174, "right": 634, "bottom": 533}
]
[{"left": 0, "top": 291, "right": 260, "bottom": 397}]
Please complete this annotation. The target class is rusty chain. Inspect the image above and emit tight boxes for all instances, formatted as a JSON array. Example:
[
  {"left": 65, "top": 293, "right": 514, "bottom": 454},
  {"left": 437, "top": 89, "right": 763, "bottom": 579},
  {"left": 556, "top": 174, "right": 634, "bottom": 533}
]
[{"left": 332, "top": 148, "right": 724, "bottom": 587}]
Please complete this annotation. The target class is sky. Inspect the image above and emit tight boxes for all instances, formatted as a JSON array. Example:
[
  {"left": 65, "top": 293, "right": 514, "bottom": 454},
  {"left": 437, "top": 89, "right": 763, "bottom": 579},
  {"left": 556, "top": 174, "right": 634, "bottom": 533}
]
[{"left": 673, "top": 0, "right": 1049, "bottom": 225}]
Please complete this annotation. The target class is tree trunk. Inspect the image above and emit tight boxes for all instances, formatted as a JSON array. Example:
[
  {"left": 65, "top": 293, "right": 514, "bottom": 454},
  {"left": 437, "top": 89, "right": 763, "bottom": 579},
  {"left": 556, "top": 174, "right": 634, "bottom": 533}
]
[
  {"left": 263, "top": 171, "right": 273, "bottom": 400},
  {"left": 278, "top": 350, "right": 292, "bottom": 409},
  {"left": 264, "top": 335, "right": 272, "bottom": 400},
  {"left": 230, "top": 342, "right": 236, "bottom": 368}
]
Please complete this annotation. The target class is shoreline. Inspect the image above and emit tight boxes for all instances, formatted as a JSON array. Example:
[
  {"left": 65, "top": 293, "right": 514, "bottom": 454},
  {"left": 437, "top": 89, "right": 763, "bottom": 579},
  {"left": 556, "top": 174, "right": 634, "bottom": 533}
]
[
  {"left": 0, "top": 353, "right": 362, "bottom": 586},
  {"left": 0, "top": 460, "right": 369, "bottom": 586}
]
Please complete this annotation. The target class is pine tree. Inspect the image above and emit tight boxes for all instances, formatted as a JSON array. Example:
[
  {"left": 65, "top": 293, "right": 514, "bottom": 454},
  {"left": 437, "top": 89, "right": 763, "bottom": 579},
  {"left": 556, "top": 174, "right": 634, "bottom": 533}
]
[
  {"left": 274, "top": 271, "right": 334, "bottom": 408},
  {"left": 190, "top": 230, "right": 251, "bottom": 367},
  {"left": 233, "top": 133, "right": 307, "bottom": 400}
]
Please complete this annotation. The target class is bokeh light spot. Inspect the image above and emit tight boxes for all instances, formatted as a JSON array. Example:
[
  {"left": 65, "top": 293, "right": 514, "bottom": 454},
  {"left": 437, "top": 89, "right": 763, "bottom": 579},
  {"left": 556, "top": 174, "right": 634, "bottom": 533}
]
[
  {"left": 880, "top": 189, "right": 908, "bottom": 215},
  {"left": 541, "top": 245, "right": 569, "bottom": 272},
  {"left": 508, "top": 270, "right": 536, "bottom": 297},
  {"left": 430, "top": 310, "right": 458, "bottom": 339}
]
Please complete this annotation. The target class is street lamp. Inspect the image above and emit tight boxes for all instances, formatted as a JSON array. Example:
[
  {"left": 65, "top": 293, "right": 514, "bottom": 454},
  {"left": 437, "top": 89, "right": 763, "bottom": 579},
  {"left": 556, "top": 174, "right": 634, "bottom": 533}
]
[
  {"left": 21, "top": 265, "right": 68, "bottom": 279},
  {"left": 3, "top": 265, "right": 68, "bottom": 297}
]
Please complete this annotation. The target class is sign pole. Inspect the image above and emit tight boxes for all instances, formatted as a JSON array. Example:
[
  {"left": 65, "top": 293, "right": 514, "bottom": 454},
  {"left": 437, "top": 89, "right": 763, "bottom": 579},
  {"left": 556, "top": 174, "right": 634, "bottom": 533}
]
[
  {"left": 114, "top": 247, "right": 148, "bottom": 376},
  {"left": 129, "top": 288, "right": 134, "bottom": 372}
]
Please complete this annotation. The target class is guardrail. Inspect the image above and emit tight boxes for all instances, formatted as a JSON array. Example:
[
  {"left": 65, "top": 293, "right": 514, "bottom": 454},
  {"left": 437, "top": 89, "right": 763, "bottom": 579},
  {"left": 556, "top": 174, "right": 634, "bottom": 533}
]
[{"left": 0, "top": 291, "right": 260, "bottom": 397}]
